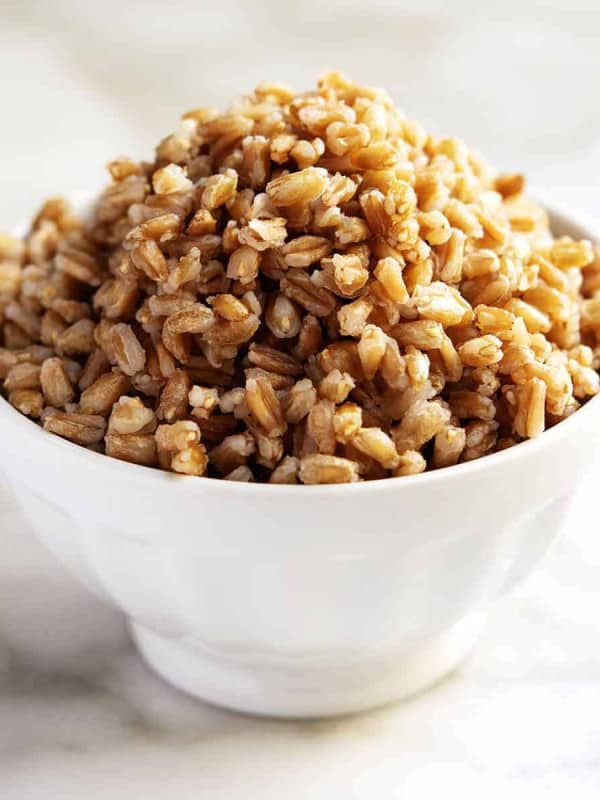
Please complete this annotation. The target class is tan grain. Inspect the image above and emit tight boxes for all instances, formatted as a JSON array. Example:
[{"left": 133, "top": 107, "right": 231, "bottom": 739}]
[{"left": 2, "top": 73, "right": 597, "bottom": 482}]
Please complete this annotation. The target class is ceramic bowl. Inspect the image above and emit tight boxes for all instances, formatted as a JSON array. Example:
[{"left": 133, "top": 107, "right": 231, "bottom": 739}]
[{"left": 1, "top": 204, "right": 599, "bottom": 717}]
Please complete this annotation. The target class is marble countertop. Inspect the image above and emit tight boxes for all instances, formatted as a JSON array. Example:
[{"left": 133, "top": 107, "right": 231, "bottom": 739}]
[{"left": 2, "top": 1, "right": 600, "bottom": 796}]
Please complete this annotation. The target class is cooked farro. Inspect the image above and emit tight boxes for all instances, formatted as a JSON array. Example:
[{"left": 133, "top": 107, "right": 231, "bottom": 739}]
[{"left": 1, "top": 73, "right": 598, "bottom": 483}]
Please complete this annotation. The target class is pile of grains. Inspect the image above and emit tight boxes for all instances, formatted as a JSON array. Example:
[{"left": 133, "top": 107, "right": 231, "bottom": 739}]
[{"left": 1, "top": 73, "right": 599, "bottom": 484}]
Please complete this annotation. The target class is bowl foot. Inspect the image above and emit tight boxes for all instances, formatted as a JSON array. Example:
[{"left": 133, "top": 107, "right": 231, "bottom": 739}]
[{"left": 130, "top": 612, "right": 487, "bottom": 718}]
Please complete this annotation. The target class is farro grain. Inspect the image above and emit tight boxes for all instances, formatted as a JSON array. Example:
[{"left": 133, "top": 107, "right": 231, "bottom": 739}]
[
  {"left": 284, "top": 378, "right": 317, "bottom": 423},
  {"left": 269, "top": 455, "right": 299, "bottom": 483},
  {"left": 292, "top": 314, "right": 322, "bottom": 360},
  {"left": 171, "top": 444, "right": 208, "bottom": 476},
  {"left": 131, "top": 240, "right": 169, "bottom": 282},
  {"left": 2, "top": 73, "right": 597, "bottom": 481},
  {"left": 265, "top": 294, "right": 302, "bottom": 339},
  {"left": 4, "top": 362, "right": 42, "bottom": 392},
  {"left": 412, "top": 282, "right": 473, "bottom": 326},
  {"left": 78, "top": 349, "right": 110, "bottom": 390},
  {"left": 4, "top": 302, "right": 42, "bottom": 340},
  {"left": 391, "top": 399, "right": 451, "bottom": 453},
  {"left": 0, "top": 322, "right": 24, "bottom": 350},
  {"left": 110, "top": 323, "right": 145, "bottom": 375},
  {"left": 254, "top": 430, "right": 284, "bottom": 468},
  {"left": 156, "top": 369, "right": 191, "bottom": 422},
  {"left": 457, "top": 335, "right": 503, "bottom": 367},
  {"left": 267, "top": 168, "right": 328, "bottom": 207},
  {"left": 281, "top": 235, "right": 332, "bottom": 268},
  {"left": 224, "top": 465, "right": 255, "bottom": 481},
  {"left": 245, "top": 376, "right": 286, "bottom": 436},
  {"left": 391, "top": 320, "right": 444, "bottom": 349},
  {"left": 298, "top": 454, "right": 360, "bottom": 484},
  {"left": 55, "top": 249, "right": 104, "bottom": 287},
  {"left": 43, "top": 411, "right": 106, "bottom": 445},
  {"left": 280, "top": 269, "right": 337, "bottom": 317},
  {"left": 306, "top": 399, "right": 336, "bottom": 454},
  {"left": 337, "top": 297, "right": 373, "bottom": 337},
  {"left": 504, "top": 298, "right": 551, "bottom": 334},
  {"left": 358, "top": 324, "right": 387, "bottom": 379},
  {"left": 245, "top": 367, "right": 294, "bottom": 390},
  {"left": 438, "top": 333, "right": 463, "bottom": 383},
  {"left": 462, "top": 420, "right": 499, "bottom": 460},
  {"left": 108, "top": 396, "right": 156, "bottom": 435},
  {"left": 392, "top": 450, "right": 427, "bottom": 476},
  {"left": 405, "top": 345, "right": 430, "bottom": 388},
  {"left": 40, "top": 357, "right": 74, "bottom": 408},
  {"left": 318, "top": 369, "right": 355, "bottom": 403},
  {"left": 105, "top": 433, "right": 158, "bottom": 467},
  {"left": 195, "top": 413, "right": 239, "bottom": 447},
  {"left": 189, "top": 385, "right": 219, "bottom": 418},
  {"left": 550, "top": 238, "right": 593, "bottom": 270},
  {"left": 56, "top": 319, "right": 96, "bottom": 357},
  {"left": 247, "top": 343, "right": 303, "bottom": 376},
  {"left": 318, "top": 341, "right": 363, "bottom": 380},
  {"left": 432, "top": 425, "right": 466, "bottom": 468},
  {"left": 8, "top": 388, "right": 44, "bottom": 418},
  {"left": 379, "top": 337, "right": 408, "bottom": 390},
  {"left": 449, "top": 390, "right": 496, "bottom": 421},
  {"left": 374, "top": 257, "right": 409, "bottom": 303},
  {"left": 332, "top": 401, "right": 363, "bottom": 443},
  {"left": 209, "top": 432, "right": 256, "bottom": 474},
  {"left": 162, "top": 304, "right": 215, "bottom": 362},
  {"left": 155, "top": 420, "right": 201, "bottom": 461},
  {"left": 352, "top": 427, "right": 400, "bottom": 469},
  {"left": 152, "top": 164, "right": 193, "bottom": 195},
  {"left": 209, "top": 294, "right": 249, "bottom": 322},
  {"left": 329, "top": 253, "right": 369, "bottom": 297}
]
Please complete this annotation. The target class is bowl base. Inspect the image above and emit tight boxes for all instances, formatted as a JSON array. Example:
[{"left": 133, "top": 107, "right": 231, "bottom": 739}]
[{"left": 130, "top": 612, "right": 487, "bottom": 718}]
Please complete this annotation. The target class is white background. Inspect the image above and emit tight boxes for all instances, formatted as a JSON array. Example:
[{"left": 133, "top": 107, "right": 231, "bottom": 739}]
[{"left": 1, "top": 1, "right": 600, "bottom": 796}]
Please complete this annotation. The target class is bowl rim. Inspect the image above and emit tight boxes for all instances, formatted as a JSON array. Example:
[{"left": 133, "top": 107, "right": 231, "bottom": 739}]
[{"left": 1, "top": 198, "right": 598, "bottom": 497}]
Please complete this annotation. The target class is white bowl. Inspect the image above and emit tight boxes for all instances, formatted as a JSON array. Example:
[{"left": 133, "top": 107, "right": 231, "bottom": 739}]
[{"left": 1, "top": 205, "right": 599, "bottom": 718}]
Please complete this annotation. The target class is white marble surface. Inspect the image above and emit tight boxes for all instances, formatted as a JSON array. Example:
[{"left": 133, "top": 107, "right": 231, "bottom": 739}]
[{"left": 1, "top": 1, "right": 600, "bottom": 796}]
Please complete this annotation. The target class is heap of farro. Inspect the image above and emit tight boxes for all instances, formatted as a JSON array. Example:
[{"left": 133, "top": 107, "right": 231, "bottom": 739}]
[{"left": 1, "top": 73, "right": 599, "bottom": 484}]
